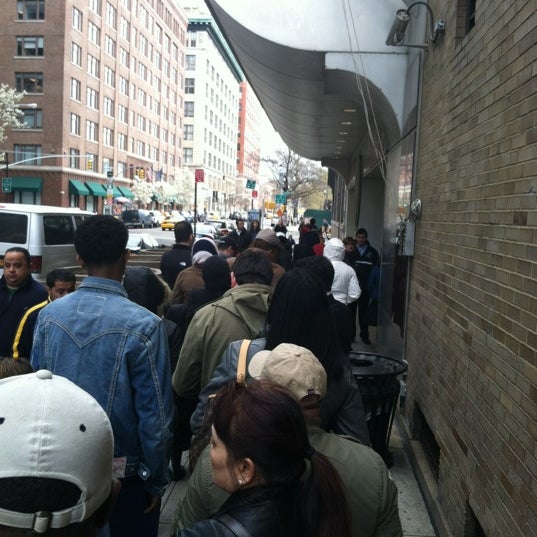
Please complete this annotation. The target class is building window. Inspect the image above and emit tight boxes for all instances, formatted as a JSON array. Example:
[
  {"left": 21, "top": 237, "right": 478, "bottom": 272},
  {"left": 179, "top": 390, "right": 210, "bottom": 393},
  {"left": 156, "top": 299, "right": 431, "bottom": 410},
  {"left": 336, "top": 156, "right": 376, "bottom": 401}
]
[
  {"left": 466, "top": 0, "right": 476, "bottom": 33},
  {"left": 69, "top": 148, "right": 80, "bottom": 169},
  {"left": 104, "top": 66, "right": 115, "bottom": 88},
  {"left": 103, "top": 97, "right": 114, "bottom": 117},
  {"left": 15, "top": 72, "right": 43, "bottom": 93},
  {"left": 89, "top": 0, "right": 101, "bottom": 16},
  {"left": 71, "top": 43, "right": 82, "bottom": 67},
  {"left": 119, "top": 47, "right": 129, "bottom": 67},
  {"left": 72, "top": 7, "right": 82, "bottom": 31},
  {"left": 105, "top": 35, "right": 116, "bottom": 57},
  {"left": 117, "top": 133, "right": 127, "bottom": 150},
  {"left": 185, "top": 101, "right": 194, "bottom": 117},
  {"left": 106, "top": 2, "right": 117, "bottom": 28},
  {"left": 118, "top": 104, "right": 127, "bottom": 123},
  {"left": 88, "top": 22, "right": 101, "bottom": 46},
  {"left": 17, "top": 0, "right": 44, "bottom": 20},
  {"left": 14, "top": 144, "right": 41, "bottom": 165},
  {"left": 183, "top": 148, "right": 193, "bottom": 164},
  {"left": 120, "top": 16, "right": 130, "bottom": 40},
  {"left": 86, "top": 120, "right": 98, "bottom": 142},
  {"left": 103, "top": 127, "right": 114, "bottom": 147},
  {"left": 70, "top": 78, "right": 81, "bottom": 101},
  {"left": 16, "top": 36, "right": 44, "bottom": 57},
  {"left": 119, "top": 76, "right": 128, "bottom": 96},
  {"left": 86, "top": 87, "right": 99, "bottom": 110},
  {"left": 185, "top": 78, "right": 195, "bottom": 94},
  {"left": 70, "top": 113, "right": 81, "bottom": 135},
  {"left": 136, "top": 140, "right": 145, "bottom": 156},
  {"left": 21, "top": 108, "right": 42, "bottom": 129},
  {"left": 186, "top": 31, "right": 197, "bottom": 47},
  {"left": 87, "top": 54, "right": 100, "bottom": 77},
  {"left": 185, "top": 55, "right": 196, "bottom": 70},
  {"left": 184, "top": 125, "right": 194, "bottom": 141}
]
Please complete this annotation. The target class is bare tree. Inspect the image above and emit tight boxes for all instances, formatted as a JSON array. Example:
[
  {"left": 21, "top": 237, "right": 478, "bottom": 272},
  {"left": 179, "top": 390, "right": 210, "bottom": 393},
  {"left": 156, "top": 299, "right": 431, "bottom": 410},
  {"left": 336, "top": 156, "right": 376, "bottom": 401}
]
[
  {"left": 0, "top": 85, "right": 23, "bottom": 144},
  {"left": 263, "top": 148, "right": 327, "bottom": 198}
]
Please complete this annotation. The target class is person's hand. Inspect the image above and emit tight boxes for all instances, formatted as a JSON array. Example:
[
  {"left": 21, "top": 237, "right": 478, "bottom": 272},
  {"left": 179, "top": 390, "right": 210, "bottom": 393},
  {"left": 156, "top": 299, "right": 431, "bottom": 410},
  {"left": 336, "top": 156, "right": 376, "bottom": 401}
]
[{"left": 144, "top": 495, "right": 161, "bottom": 514}]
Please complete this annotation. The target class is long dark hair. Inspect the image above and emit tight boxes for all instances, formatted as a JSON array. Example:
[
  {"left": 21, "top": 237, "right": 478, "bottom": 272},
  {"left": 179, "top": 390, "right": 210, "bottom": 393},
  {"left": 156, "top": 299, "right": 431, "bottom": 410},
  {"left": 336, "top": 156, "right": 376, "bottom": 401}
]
[
  {"left": 265, "top": 268, "right": 345, "bottom": 379},
  {"left": 213, "top": 380, "right": 351, "bottom": 537}
]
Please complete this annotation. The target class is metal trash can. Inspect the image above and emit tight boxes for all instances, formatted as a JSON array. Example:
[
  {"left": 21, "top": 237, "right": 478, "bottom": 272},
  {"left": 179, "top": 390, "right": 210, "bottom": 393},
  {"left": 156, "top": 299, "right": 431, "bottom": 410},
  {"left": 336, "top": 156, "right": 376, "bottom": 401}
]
[{"left": 350, "top": 352, "right": 407, "bottom": 467}]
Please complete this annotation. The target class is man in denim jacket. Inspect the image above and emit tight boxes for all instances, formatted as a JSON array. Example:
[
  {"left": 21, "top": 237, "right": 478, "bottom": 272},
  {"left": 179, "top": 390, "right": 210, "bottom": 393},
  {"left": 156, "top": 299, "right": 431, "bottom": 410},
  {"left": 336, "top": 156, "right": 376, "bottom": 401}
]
[{"left": 31, "top": 215, "right": 174, "bottom": 537}]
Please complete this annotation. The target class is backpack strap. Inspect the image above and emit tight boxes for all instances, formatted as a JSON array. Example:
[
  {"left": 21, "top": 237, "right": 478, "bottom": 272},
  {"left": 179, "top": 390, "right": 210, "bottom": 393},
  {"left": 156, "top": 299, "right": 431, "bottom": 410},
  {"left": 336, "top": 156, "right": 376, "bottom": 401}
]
[
  {"left": 236, "top": 339, "right": 251, "bottom": 386},
  {"left": 217, "top": 514, "right": 252, "bottom": 537}
]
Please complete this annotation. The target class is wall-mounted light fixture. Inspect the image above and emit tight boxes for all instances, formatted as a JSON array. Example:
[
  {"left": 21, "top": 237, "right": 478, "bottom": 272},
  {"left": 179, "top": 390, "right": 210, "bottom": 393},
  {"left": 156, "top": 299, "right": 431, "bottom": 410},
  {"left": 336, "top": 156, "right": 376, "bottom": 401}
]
[{"left": 386, "top": 2, "right": 445, "bottom": 48}]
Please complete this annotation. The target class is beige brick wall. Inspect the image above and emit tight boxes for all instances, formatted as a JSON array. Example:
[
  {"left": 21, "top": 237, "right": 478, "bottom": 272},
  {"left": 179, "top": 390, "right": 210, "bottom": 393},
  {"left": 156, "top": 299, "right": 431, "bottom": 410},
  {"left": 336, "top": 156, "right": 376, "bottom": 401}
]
[{"left": 405, "top": 1, "right": 537, "bottom": 535}]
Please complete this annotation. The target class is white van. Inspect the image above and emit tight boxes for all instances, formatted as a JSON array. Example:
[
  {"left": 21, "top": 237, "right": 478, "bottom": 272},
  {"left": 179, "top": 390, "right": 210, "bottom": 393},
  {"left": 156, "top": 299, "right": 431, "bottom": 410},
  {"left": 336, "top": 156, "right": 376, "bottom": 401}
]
[{"left": 0, "top": 203, "right": 93, "bottom": 279}]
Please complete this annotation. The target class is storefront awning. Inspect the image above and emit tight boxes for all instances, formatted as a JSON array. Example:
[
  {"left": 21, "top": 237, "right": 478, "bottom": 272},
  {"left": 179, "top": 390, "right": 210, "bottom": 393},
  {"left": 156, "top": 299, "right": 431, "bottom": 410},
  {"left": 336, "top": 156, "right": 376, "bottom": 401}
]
[
  {"left": 118, "top": 186, "right": 134, "bottom": 198},
  {"left": 11, "top": 177, "right": 42, "bottom": 192},
  {"left": 110, "top": 185, "right": 122, "bottom": 198},
  {"left": 69, "top": 179, "right": 90, "bottom": 196},
  {"left": 85, "top": 182, "right": 106, "bottom": 197}
]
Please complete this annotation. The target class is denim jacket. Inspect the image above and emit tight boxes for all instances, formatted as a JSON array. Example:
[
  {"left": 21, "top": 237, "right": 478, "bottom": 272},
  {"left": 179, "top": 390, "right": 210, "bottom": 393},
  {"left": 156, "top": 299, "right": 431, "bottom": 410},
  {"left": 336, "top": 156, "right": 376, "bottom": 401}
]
[{"left": 31, "top": 276, "right": 174, "bottom": 496}]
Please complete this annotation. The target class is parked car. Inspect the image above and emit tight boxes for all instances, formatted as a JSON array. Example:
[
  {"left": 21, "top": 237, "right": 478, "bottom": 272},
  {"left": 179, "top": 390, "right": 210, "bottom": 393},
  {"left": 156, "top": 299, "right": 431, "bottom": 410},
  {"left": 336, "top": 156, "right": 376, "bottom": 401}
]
[
  {"left": 0, "top": 203, "right": 93, "bottom": 279},
  {"left": 121, "top": 209, "right": 154, "bottom": 229},
  {"left": 206, "top": 219, "right": 235, "bottom": 238},
  {"left": 194, "top": 223, "right": 219, "bottom": 240}
]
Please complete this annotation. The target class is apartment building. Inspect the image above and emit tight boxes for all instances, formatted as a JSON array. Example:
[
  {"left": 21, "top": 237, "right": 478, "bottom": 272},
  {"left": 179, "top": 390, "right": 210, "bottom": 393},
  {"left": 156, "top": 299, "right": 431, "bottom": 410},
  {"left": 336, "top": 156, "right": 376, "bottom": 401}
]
[
  {"left": 236, "top": 81, "right": 263, "bottom": 211},
  {"left": 0, "top": 0, "right": 188, "bottom": 213},
  {"left": 180, "top": 13, "right": 242, "bottom": 217}
]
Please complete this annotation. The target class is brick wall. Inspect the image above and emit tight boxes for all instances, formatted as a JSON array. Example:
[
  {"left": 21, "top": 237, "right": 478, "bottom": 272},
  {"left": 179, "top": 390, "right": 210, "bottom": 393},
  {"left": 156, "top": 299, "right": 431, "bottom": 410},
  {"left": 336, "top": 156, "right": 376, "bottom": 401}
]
[{"left": 405, "top": 1, "right": 537, "bottom": 535}]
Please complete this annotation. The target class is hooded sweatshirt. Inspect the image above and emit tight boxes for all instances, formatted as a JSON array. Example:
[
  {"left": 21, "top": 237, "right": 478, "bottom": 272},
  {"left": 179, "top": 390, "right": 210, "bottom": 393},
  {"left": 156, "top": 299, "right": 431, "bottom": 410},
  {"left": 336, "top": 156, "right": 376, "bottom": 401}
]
[{"left": 323, "top": 238, "right": 361, "bottom": 305}]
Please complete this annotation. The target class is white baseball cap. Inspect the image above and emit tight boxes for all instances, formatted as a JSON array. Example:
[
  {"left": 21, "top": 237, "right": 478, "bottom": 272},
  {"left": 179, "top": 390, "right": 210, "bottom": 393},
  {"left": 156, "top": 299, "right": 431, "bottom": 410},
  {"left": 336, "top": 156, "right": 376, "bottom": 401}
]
[{"left": 0, "top": 370, "right": 114, "bottom": 533}]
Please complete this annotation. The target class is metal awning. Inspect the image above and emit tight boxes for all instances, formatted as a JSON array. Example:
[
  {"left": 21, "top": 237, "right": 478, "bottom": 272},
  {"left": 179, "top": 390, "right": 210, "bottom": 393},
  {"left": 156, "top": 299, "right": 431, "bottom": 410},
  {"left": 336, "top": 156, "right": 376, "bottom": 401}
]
[
  {"left": 204, "top": 0, "right": 409, "bottom": 177},
  {"left": 11, "top": 177, "right": 42, "bottom": 192},
  {"left": 69, "top": 179, "right": 90, "bottom": 196}
]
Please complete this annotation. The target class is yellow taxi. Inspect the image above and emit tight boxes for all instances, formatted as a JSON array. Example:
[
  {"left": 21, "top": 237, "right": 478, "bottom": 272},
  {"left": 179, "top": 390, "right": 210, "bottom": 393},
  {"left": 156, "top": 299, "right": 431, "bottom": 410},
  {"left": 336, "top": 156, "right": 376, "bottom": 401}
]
[{"left": 161, "top": 216, "right": 181, "bottom": 231}]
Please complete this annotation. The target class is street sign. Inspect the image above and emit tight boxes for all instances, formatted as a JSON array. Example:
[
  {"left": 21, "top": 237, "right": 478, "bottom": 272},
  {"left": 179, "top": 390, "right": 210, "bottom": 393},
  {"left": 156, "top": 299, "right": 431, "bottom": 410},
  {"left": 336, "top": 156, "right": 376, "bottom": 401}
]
[
  {"left": 2, "top": 178, "right": 12, "bottom": 193},
  {"left": 245, "top": 179, "right": 256, "bottom": 189},
  {"left": 252, "top": 190, "right": 258, "bottom": 198},
  {"left": 195, "top": 169, "right": 204, "bottom": 183},
  {"left": 275, "top": 194, "right": 287, "bottom": 204}
]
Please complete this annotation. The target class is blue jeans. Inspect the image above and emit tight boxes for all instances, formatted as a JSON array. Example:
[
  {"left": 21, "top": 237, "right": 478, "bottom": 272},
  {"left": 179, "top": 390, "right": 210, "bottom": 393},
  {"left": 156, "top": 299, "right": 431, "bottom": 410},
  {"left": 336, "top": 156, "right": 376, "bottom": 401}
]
[{"left": 109, "top": 476, "right": 160, "bottom": 537}]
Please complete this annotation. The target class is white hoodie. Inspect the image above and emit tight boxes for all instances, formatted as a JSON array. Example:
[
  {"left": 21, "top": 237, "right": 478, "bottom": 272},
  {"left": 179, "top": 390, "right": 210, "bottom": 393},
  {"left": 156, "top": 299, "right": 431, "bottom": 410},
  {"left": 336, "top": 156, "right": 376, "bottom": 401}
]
[{"left": 323, "top": 238, "right": 361, "bottom": 305}]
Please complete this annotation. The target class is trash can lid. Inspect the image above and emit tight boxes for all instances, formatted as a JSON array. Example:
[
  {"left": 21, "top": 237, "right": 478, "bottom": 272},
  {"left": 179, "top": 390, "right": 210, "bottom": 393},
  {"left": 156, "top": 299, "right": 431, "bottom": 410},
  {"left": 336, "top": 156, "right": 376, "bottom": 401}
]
[{"left": 350, "top": 352, "right": 407, "bottom": 378}]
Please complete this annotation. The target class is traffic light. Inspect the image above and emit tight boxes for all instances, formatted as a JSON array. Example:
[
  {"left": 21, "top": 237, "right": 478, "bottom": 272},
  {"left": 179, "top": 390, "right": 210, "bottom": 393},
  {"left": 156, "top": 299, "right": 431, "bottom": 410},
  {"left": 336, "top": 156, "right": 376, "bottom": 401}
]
[
  {"left": 137, "top": 167, "right": 145, "bottom": 180},
  {"left": 87, "top": 158, "right": 93, "bottom": 170}
]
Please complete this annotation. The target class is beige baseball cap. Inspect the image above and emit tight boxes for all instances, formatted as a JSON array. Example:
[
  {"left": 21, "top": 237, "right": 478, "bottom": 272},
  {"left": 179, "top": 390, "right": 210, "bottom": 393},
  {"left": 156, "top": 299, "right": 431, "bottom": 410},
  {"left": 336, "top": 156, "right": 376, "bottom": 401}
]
[{"left": 248, "top": 343, "right": 327, "bottom": 400}]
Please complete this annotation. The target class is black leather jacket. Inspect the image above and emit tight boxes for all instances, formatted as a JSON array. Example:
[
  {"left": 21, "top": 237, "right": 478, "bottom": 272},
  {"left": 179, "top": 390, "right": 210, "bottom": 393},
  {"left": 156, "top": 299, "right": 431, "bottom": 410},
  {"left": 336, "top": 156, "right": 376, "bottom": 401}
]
[{"left": 175, "top": 483, "right": 303, "bottom": 537}]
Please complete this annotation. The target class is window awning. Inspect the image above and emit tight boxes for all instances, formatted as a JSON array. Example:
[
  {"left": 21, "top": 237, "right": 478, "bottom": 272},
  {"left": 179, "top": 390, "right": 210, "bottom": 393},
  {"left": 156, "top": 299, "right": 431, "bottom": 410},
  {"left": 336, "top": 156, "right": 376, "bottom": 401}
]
[
  {"left": 118, "top": 186, "right": 134, "bottom": 198},
  {"left": 110, "top": 185, "right": 122, "bottom": 198},
  {"left": 11, "top": 177, "right": 42, "bottom": 192},
  {"left": 85, "top": 182, "right": 106, "bottom": 197},
  {"left": 69, "top": 179, "right": 90, "bottom": 196}
]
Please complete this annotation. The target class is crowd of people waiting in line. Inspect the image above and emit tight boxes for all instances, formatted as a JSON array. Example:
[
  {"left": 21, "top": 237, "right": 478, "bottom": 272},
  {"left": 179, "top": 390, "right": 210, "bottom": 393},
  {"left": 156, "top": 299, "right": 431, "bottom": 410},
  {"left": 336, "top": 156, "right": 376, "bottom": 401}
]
[{"left": 0, "top": 213, "right": 395, "bottom": 537}]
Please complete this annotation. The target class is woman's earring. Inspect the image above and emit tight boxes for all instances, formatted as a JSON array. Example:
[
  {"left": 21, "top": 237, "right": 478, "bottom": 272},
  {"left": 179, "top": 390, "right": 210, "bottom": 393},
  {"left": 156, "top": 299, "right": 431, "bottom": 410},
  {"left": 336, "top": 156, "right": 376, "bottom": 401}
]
[{"left": 238, "top": 478, "right": 244, "bottom": 485}]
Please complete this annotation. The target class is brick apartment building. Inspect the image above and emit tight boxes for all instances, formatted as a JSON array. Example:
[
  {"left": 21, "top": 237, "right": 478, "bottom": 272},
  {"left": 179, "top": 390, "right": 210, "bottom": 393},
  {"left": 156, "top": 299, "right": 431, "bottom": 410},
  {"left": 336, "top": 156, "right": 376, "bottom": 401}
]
[
  {"left": 206, "top": 0, "right": 536, "bottom": 535},
  {"left": 0, "top": 0, "right": 188, "bottom": 212}
]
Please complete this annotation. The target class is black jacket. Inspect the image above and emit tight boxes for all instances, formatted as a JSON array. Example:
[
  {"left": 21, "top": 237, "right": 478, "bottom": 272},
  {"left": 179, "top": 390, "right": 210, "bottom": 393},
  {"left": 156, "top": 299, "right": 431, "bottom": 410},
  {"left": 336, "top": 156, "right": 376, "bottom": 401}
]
[
  {"left": 228, "top": 230, "right": 251, "bottom": 253},
  {"left": 160, "top": 243, "right": 192, "bottom": 288},
  {"left": 0, "top": 275, "right": 48, "bottom": 357},
  {"left": 175, "top": 483, "right": 304, "bottom": 537}
]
